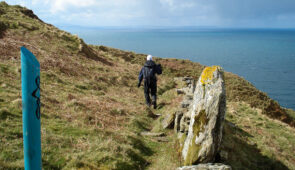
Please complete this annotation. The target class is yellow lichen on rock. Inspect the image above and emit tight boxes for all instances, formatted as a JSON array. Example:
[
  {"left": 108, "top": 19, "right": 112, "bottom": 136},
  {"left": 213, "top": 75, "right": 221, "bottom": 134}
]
[
  {"left": 200, "top": 66, "right": 220, "bottom": 85},
  {"left": 184, "top": 109, "right": 208, "bottom": 165}
]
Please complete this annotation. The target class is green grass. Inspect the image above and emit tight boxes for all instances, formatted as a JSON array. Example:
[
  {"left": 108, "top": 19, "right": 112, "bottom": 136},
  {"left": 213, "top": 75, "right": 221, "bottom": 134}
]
[
  {"left": 286, "top": 109, "right": 295, "bottom": 120},
  {"left": 223, "top": 102, "right": 295, "bottom": 170}
]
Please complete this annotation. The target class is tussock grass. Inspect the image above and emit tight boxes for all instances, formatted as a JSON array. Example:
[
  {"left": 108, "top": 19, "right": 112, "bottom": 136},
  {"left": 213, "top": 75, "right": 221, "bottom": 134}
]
[
  {"left": 223, "top": 102, "right": 295, "bottom": 169},
  {"left": 225, "top": 73, "right": 295, "bottom": 127}
]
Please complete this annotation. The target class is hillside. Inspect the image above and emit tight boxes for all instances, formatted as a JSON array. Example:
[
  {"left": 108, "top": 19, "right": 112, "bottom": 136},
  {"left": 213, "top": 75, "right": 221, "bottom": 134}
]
[{"left": 0, "top": 2, "right": 295, "bottom": 169}]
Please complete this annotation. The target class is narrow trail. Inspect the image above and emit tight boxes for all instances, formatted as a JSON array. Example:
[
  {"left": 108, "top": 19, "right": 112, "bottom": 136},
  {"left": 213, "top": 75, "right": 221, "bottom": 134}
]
[
  {"left": 136, "top": 78, "right": 186, "bottom": 170},
  {"left": 141, "top": 110, "right": 180, "bottom": 170}
]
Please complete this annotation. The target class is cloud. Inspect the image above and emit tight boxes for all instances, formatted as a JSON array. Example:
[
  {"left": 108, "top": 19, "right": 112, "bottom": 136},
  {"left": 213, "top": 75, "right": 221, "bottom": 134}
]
[
  {"left": 4, "top": 0, "right": 295, "bottom": 27},
  {"left": 210, "top": 0, "right": 295, "bottom": 27},
  {"left": 212, "top": 0, "right": 295, "bottom": 18},
  {"left": 159, "top": 0, "right": 196, "bottom": 11},
  {"left": 38, "top": 0, "right": 96, "bottom": 14}
]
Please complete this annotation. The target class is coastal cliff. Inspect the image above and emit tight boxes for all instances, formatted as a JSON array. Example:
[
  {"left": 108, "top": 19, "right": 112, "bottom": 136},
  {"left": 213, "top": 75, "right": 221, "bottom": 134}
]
[{"left": 0, "top": 2, "right": 295, "bottom": 169}]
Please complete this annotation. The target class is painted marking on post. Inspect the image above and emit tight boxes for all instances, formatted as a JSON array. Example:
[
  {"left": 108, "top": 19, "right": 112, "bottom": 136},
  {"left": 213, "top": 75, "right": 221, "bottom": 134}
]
[{"left": 21, "top": 46, "right": 42, "bottom": 170}]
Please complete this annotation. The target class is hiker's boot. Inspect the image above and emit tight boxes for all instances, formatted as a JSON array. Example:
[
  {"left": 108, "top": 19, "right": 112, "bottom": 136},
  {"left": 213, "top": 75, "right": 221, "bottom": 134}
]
[
  {"left": 146, "top": 102, "right": 151, "bottom": 107},
  {"left": 152, "top": 100, "right": 157, "bottom": 109}
]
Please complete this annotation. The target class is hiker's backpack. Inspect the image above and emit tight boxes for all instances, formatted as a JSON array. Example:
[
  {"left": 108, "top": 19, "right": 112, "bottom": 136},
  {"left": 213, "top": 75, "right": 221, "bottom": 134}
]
[{"left": 143, "top": 66, "right": 155, "bottom": 84}]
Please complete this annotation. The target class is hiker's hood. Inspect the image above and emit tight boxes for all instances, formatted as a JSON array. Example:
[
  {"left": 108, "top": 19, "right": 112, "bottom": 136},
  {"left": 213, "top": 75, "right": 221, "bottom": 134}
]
[
  {"left": 147, "top": 54, "right": 152, "bottom": 61},
  {"left": 144, "top": 60, "right": 156, "bottom": 67}
]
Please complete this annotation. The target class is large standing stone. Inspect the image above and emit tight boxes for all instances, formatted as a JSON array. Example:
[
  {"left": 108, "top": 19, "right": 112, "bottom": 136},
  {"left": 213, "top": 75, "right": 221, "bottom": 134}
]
[{"left": 181, "top": 66, "right": 226, "bottom": 165}]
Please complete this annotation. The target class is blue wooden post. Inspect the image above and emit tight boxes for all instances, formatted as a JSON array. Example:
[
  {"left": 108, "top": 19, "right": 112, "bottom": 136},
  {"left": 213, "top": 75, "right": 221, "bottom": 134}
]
[{"left": 21, "top": 46, "right": 42, "bottom": 170}]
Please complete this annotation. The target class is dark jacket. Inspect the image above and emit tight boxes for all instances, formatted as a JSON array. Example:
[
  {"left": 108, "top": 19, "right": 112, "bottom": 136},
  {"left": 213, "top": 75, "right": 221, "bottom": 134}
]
[{"left": 138, "top": 60, "right": 162, "bottom": 85}]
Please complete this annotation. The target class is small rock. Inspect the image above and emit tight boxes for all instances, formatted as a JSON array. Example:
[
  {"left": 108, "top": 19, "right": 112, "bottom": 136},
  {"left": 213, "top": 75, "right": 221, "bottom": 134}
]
[
  {"left": 182, "top": 77, "right": 193, "bottom": 81},
  {"left": 249, "top": 141, "right": 257, "bottom": 147},
  {"left": 181, "top": 100, "right": 191, "bottom": 108},
  {"left": 177, "top": 163, "right": 231, "bottom": 170},
  {"left": 186, "top": 79, "right": 192, "bottom": 85},
  {"left": 177, "top": 89, "right": 185, "bottom": 95},
  {"left": 140, "top": 132, "right": 165, "bottom": 137},
  {"left": 174, "top": 111, "right": 184, "bottom": 133},
  {"left": 179, "top": 116, "right": 190, "bottom": 133},
  {"left": 162, "top": 113, "right": 175, "bottom": 129},
  {"left": 185, "top": 95, "right": 193, "bottom": 100},
  {"left": 154, "top": 113, "right": 162, "bottom": 117}
]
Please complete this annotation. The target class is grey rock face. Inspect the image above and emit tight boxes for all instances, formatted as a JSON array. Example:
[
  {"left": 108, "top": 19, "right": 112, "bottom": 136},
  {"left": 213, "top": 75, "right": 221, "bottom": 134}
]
[
  {"left": 179, "top": 113, "right": 190, "bottom": 134},
  {"left": 161, "top": 77, "right": 195, "bottom": 131},
  {"left": 180, "top": 66, "right": 226, "bottom": 165},
  {"left": 177, "top": 163, "right": 231, "bottom": 170},
  {"left": 177, "top": 89, "right": 185, "bottom": 94},
  {"left": 174, "top": 111, "right": 184, "bottom": 133},
  {"left": 175, "top": 77, "right": 196, "bottom": 96},
  {"left": 181, "top": 99, "right": 191, "bottom": 108},
  {"left": 172, "top": 77, "right": 195, "bottom": 137}
]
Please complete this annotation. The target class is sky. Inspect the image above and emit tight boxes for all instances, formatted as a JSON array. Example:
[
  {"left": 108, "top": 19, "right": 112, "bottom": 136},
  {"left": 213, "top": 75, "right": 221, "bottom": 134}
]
[{"left": 3, "top": 0, "right": 295, "bottom": 28}]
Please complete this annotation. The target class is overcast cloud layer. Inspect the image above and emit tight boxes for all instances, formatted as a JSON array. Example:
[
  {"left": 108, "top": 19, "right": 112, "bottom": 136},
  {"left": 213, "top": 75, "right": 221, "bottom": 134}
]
[{"left": 4, "top": 0, "right": 295, "bottom": 28}]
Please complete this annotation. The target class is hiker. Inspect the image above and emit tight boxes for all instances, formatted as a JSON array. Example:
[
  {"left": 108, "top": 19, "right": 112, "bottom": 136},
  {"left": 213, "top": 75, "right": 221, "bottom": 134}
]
[{"left": 138, "top": 54, "right": 162, "bottom": 109}]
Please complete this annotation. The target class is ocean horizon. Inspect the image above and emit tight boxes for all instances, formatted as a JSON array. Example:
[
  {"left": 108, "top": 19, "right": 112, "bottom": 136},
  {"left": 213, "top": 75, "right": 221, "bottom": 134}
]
[{"left": 64, "top": 27, "right": 295, "bottom": 110}]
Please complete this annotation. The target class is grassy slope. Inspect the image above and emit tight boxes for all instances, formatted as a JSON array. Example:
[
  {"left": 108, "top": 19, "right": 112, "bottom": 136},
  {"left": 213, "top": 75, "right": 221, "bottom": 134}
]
[
  {"left": 0, "top": 2, "right": 295, "bottom": 169},
  {"left": 223, "top": 102, "right": 295, "bottom": 169}
]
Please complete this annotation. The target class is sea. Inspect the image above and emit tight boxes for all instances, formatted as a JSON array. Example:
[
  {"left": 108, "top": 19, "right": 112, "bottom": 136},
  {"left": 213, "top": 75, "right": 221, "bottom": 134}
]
[{"left": 65, "top": 27, "right": 295, "bottom": 110}]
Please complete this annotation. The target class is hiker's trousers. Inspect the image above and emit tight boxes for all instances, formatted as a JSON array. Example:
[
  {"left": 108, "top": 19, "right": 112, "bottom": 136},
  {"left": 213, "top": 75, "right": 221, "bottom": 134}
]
[{"left": 144, "top": 80, "right": 157, "bottom": 105}]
